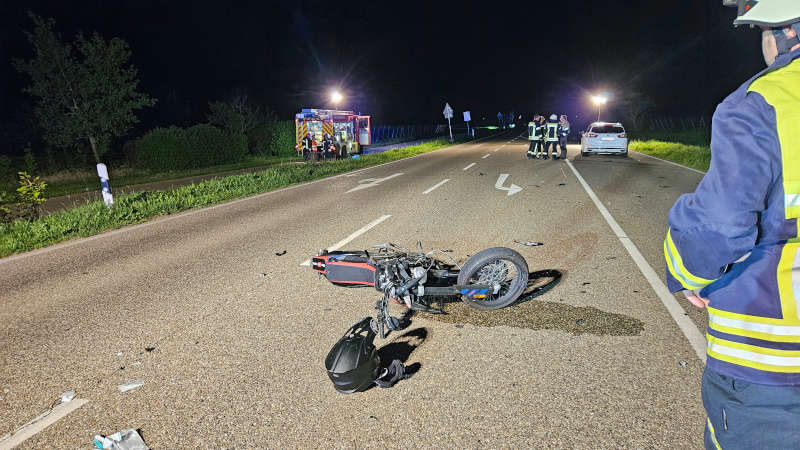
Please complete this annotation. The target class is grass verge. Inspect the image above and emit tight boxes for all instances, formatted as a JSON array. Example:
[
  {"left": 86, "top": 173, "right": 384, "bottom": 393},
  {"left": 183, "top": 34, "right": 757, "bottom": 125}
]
[
  {"left": 0, "top": 139, "right": 456, "bottom": 258},
  {"left": 33, "top": 154, "right": 302, "bottom": 198},
  {"left": 629, "top": 140, "right": 711, "bottom": 172}
]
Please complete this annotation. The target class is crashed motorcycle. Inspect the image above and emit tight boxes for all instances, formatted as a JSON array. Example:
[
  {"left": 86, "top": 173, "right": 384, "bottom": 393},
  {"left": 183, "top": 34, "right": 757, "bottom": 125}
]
[{"left": 311, "top": 243, "right": 529, "bottom": 338}]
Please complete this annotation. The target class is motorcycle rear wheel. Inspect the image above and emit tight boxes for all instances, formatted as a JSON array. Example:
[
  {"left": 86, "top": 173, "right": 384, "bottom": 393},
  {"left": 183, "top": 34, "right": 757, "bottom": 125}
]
[{"left": 457, "top": 247, "right": 529, "bottom": 310}]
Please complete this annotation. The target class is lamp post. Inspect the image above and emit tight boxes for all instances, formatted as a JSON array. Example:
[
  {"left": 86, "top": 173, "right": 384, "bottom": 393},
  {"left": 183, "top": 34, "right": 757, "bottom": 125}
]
[{"left": 591, "top": 94, "right": 608, "bottom": 122}]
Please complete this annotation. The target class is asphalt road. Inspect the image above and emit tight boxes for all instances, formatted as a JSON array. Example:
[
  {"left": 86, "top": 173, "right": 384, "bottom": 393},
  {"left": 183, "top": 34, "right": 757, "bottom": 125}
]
[{"left": 0, "top": 131, "right": 710, "bottom": 448}]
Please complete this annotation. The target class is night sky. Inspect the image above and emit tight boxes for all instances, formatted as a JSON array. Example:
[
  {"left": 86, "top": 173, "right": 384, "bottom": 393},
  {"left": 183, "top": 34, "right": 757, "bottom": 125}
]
[{"left": 0, "top": 0, "right": 766, "bottom": 143}]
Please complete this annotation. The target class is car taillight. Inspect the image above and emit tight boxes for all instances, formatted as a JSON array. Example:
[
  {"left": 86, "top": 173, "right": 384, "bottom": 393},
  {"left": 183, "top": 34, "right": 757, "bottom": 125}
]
[
  {"left": 586, "top": 133, "right": 598, "bottom": 138},
  {"left": 618, "top": 133, "right": 627, "bottom": 138}
]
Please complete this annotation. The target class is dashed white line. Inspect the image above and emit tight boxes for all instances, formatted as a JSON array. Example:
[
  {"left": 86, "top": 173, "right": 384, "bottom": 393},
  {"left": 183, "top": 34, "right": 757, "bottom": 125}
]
[
  {"left": 565, "top": 159, "right": 707, "bottom": 362},
  {"left": 423, "top": 179, "right": 450, "bottom": 194},
  {"left": 0, "top": 399, "right": 89, "bottom": 449},
  {"left": 300, "top": 215, "right": 392, "bottom": 266},
  {"left": 482, "top": 154, "right": 490, "bottom": 159},
  {"left": 463, "top": 163, "right": 476, "bottom": 171}
]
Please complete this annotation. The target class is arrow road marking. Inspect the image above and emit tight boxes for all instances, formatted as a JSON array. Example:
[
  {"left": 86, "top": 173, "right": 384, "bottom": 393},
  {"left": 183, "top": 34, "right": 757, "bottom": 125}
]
[
  {"left": 423, "top": 179, "right": 450, "bottom": 194},
  {"left": 346, "top": 173, "right": 404, "bottom": 193},
  {"left": 463, "top": 163, "right": 476, "bottom": 171},
  {"left": 495, "top": 174, "right": 522, "bottom": 196},
  {"left": 482, "top": 154, "right": 490, "bottom": 159}
]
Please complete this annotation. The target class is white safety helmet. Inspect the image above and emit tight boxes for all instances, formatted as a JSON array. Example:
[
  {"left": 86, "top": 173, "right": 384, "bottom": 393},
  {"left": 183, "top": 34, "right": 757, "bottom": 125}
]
[
  {"left": 549, "top": 114, "right": 557, "bottom": 121},
  {"left": 724, "top": 0, "right": 800, "bottom": 28}
]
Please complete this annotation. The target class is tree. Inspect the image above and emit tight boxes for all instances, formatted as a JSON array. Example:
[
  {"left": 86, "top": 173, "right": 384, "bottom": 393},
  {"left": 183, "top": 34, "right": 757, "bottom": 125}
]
[
  {"left": 206, "top": 95, "right": 271, "bottom": 136},
  {"left": 620, "top": 92, "right": 654, "bottom": 131},
  {"left": 13, "top": 13, "right": 156, "bottom": 164}
]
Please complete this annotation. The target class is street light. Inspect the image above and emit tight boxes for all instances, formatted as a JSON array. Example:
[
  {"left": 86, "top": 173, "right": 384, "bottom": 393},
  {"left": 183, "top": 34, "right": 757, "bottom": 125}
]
[
  {"left": 591, "top": 94, "right": 608, "bottom": 122},
  {"left": 330, "top": 90, "right": 343, "bottom": 107}
]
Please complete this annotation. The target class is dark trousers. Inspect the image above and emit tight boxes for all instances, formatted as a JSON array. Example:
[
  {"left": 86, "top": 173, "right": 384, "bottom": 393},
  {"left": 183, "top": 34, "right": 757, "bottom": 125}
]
[
  {"left": 544, "top": 141, "right": 558, "bottom": 158},
  {"left": 702, "top": 367, "right": 800, "bottom": 449},
  {"left": 558, "top": 137, "right": 568, "bottom": 159}
]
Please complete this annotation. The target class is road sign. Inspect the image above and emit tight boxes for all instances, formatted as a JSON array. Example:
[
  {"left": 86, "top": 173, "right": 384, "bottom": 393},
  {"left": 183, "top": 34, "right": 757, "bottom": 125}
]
[
  {"left": 463, "top": 111, "right": 471, "bottom": 122},
  {"left": 443, "top": 103, "right": 453, "bottom": 119}
]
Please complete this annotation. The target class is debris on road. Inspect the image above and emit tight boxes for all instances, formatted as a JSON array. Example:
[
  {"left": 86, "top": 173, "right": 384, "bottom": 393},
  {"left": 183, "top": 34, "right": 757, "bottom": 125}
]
[
  {"left": 118, "top": 380, "right": 144, "bottom": 393},
  {"left": 558, "top": 183, "right": 566, "bottom": 186},
  {"left": 679, "top": 361, "right": 688, "bottom": 367},
  {"left": 93, "top": 429, "right": 149, "bottom": 449},
  {"left": 479, "top": 172, "right": 485, "bottom": 176},
  {"left": 275, "top": 250, "right": 287, "bottom": 256},
  {"left": 576, "top": 318, "right": 584, "bottom": 325},
  {"left": 513, "top": 240, "right": 543, "bottom": 247},
  {"left": 258, "top": 272, "right": 267, "bottom": 277},
  {"left": 116, "top": 352, "right": 123, "bottom": 357},
  {"left": 60, "top": 391, "right": 76, "bottom": 403},
  {"left": 144, "top": 347, "right": 155, "bottom": 353},
  {"left": 582, "top": 282, "right": 591, "bottom": 286}
]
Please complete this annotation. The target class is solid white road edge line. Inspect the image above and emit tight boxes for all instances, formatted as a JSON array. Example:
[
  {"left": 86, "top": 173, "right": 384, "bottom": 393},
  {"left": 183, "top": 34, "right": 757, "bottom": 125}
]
[
  {"left": 565, "top": 159, "right": 707, "bottom": 362},
  {"left": 631, "top": 150, "right": 707, "bottom": 175},
  {"left": 300, "top": 215, "right": 392, "bottom": 266},
  {"left": 0, "top": 399, "right": 89, "bottom": 450},
  {"left": 422, "top": 179, "right": 450, "bottom": 195},
  {"left": 463, "top": 163, "right": 476, "bottom": 171},
  {"left": 1, "top": 132, "right": 515, "bottom": 266}
]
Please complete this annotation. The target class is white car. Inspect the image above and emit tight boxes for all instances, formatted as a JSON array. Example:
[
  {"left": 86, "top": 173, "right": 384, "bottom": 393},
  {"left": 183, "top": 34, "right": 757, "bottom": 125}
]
[{"left": 580, "top": 122, "right": 628, "bottom": 157}]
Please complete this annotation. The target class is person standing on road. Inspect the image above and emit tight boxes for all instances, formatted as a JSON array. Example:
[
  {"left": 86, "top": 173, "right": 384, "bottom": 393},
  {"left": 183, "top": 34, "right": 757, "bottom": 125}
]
[
  {"left": 527, "top": 115, "right": 542, "bottom": 158},
  {"left": 301, "top": 133, "right": 313, "bottom": 161},
  {"left": 543, "top": 114, "right": 559, "bottom": 160},
  {"left": 558, "top": 114, "right": 570, "bottom": 160},
  {"left": 664, "top": 1, "right": 800, "bottom": 448}
]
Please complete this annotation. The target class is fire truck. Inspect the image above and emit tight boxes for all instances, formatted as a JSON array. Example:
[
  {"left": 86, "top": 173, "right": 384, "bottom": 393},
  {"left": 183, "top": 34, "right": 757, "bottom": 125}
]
[{"left": 295, "top": 109, "right": 371, "bottom": 160}]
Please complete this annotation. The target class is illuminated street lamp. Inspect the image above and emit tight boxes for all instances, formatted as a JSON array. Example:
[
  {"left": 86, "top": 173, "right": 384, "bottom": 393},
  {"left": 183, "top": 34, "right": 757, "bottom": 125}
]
[
  {"left": 591, "top": 94, "right": 608, "bottom": 122},
  {"left": 330, "top": 90, "right": 343, "bottom": 107}
]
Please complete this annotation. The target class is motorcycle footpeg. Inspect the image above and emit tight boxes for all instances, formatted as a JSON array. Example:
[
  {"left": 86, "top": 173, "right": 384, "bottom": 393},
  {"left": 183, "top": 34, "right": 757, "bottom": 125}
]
[{"left": 385, "top": 316, "right": 400, "bottom": 331}]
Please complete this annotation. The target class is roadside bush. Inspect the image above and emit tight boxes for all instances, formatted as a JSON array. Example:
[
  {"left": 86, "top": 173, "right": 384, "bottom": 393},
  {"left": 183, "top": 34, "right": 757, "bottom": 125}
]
[
  {"left": 135, "top": 125, "right": 248, "bottom": 171},
  {"left": 268, "top": 120, "right": 295, "bottom": 157},
  {"left": 0, "top": 155, "right": 12, "bottom": 184},
  {"left": 15, "top": 171, "right": 47, "bottom": 220},
  {"left": 248, "top": 121, "right": 275, "bottom": 155}
]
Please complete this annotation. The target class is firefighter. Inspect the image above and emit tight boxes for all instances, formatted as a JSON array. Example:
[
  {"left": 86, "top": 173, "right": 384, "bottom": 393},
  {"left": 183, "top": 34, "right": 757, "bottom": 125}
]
[
  {"left": 322, "top": 133, "right": 334, "bottom": 160},
  {"left": 527, "top": 115, "right": 541, "bottom": 158},
  {"left": 543, "top": 114, "right": 559, "bottom": 160},
  {"left": 664, "top": 1, "right": 800, "bottom": 447},
  {"left": 301, "top": 133, "right": 313, "bottom": 161},
  {"left": 558, "top": 115, "right": 570, "bottom": 160},
  {"left": 534, "top": 115, "right": 547, "bottom": 159}
]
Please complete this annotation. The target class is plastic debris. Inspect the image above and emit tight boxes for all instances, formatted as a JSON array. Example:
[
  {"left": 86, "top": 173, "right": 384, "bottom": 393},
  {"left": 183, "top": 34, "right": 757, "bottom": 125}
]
[
  {"left": 513, "top": 240, "right": 543, "bottom": 247},
  {"left": 118, "top": 380, "right": 144, "bottom": 393},
  {"left": 93, "top": 429, "right": 149, "bottom": 449},
  {"left": 275, "top": 250, "right": 287, "bottom": 256},
  {"left": 61, "top": 391, "right": 76, "bottom": 403},
  {"left": 679, "top": 361, "right": 688, "bottom": 367},
  {"left": 258, "top": 272, "right": 267, "bottom": 277},
  {"left": 116, "top": 352, "right": 123, "bottom": 357}
]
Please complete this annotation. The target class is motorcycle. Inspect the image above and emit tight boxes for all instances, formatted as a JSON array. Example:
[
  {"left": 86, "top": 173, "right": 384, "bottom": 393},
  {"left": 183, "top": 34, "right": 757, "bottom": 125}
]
[{"left": 311, "top": 242, "right": 529, "bottom": 338}]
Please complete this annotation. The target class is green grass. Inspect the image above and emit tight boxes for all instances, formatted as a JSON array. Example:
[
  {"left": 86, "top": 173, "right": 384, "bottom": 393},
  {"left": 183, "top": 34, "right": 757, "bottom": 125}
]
[
  {"left": 629, "top": 129, "right": 710, "bottom": 147},
  {"left": 0, "top": 139, "right": 455, "bottom": 258},
  {"left": 629, "top": 139, "right": 711, "bottom": 172},
  {"left": 32, "top": 154, "right": 302, "bottom": 198}
]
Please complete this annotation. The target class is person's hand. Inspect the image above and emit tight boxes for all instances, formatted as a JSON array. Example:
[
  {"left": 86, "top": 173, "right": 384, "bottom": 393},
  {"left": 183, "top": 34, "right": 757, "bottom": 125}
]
[{"left": 682, "top": 289, "right": 710, "bottom": 308}]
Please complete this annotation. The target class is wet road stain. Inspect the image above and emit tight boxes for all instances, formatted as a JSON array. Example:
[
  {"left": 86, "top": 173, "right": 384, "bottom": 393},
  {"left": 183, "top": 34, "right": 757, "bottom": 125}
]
[{"left": 418, "top": 270, "right": 644, "bottom": 336}]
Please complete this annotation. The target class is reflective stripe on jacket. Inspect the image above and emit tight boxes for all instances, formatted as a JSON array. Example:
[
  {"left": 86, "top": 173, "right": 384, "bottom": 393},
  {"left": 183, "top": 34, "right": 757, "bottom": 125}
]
[
  {"left": 664, "top": 49, "right": 800, "bottom": 386},
  {"left": 545, "top": 122, "right": 559, "bottom": 142}
]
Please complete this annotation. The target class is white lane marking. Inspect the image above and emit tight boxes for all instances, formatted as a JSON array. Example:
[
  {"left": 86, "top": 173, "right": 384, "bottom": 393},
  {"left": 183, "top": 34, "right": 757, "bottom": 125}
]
[
  {"left": 423, "top": 179, "right": 450, "bottom": 195},
  {"left": 300, "top": 215, "right": 392, "bottom": 266},
  {"left": 463, "top": 163, "right": 476, "bottom": 171},
  {"left": 482, "top": 154, "right": 490, "bottom": 159},
  {"left": 346, "top": 173, "right": 404, "bottom": 193},
  {"left": 0, "top": 130, "right": 511, "bottom": 265},
  {"left": 631, "top": 150, "right": 707, "bottom": 175},
  {"left": 565, "top": 159, "right": 707, "bottom": 362},
  {"left": 0, "top": 399, "right": 89, "bottom": 449},
  {"left": 494, "top": 174, "right": 522, "bottom": 196}
]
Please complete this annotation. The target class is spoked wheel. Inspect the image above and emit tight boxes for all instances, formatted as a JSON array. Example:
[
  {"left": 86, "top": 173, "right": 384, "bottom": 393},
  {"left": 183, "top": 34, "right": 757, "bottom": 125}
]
[{"left": 457, "top": 247, "right": 529, "bottom": 310}]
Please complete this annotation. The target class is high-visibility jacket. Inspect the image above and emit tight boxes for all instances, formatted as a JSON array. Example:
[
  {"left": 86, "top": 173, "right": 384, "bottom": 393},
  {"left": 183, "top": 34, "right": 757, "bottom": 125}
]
[
  {"left": 545, "top": 121, "right": 559, "bottom": 142},
  {"left": 528, "top": 121, "right": 540, "bottom": 141},
  {"left": 664, "top": 49, "right": 800, "bottom": 386}
]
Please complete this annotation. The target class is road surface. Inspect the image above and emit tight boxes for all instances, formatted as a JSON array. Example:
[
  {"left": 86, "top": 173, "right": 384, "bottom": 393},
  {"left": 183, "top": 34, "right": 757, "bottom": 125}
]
[{"left": 0, "top": 132, "right": 710, "bottom": 448}]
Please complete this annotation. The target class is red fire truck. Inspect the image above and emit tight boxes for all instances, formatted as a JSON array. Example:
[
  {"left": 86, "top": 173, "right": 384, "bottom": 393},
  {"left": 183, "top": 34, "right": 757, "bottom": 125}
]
[{"left": 295, "top": 109, "right": 371, "bottom": 160}]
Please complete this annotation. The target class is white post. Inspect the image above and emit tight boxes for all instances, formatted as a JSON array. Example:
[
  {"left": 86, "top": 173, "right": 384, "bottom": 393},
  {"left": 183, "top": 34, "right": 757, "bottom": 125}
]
[
  {"left": 96, "top": 163, "right": 114, "bottom": 208},
  {"left": 447, "top": 117, "right": 453, "bottom": 142}
]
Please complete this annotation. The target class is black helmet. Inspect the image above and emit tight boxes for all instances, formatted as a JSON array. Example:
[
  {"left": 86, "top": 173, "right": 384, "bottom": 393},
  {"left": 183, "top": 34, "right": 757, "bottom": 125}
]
[{"left": 325, "top": 318, "right": 406, "bottom": 394}]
